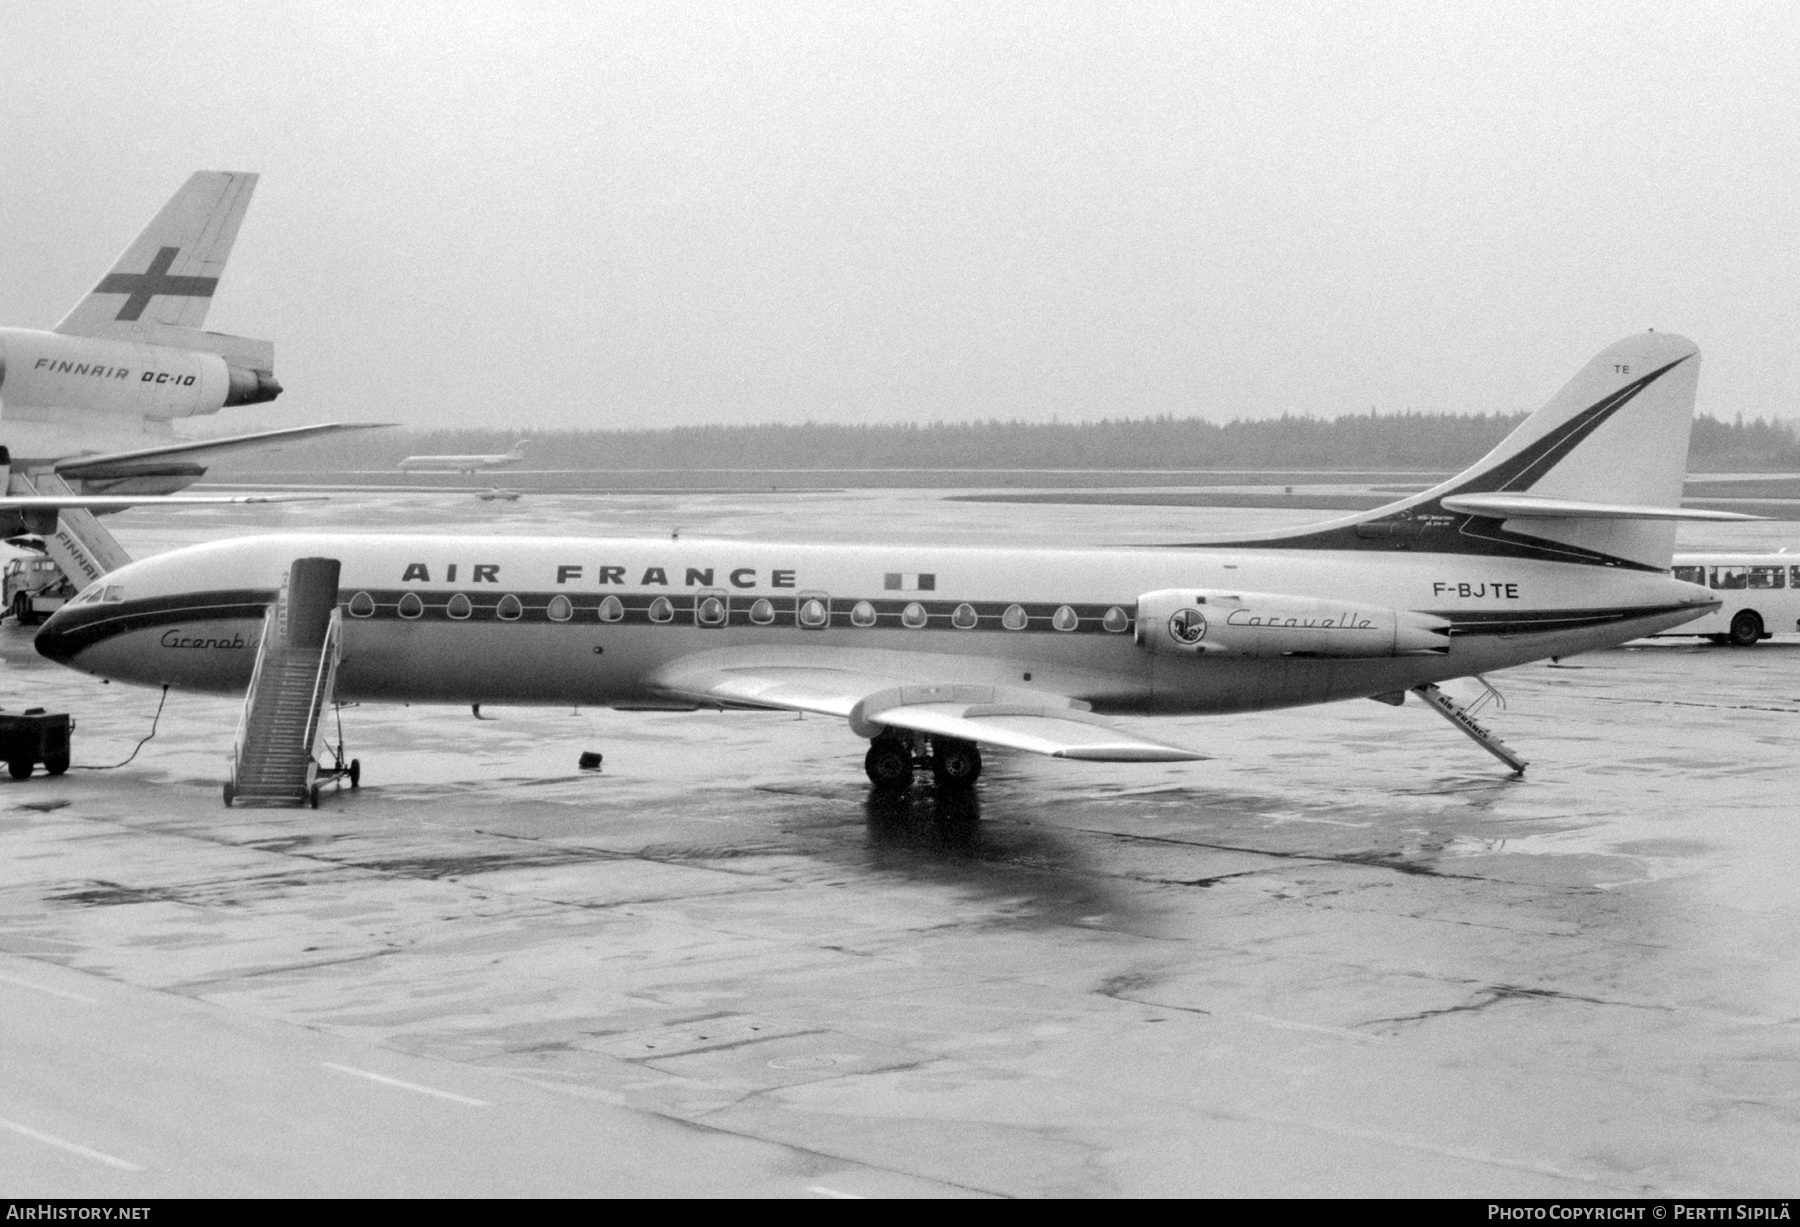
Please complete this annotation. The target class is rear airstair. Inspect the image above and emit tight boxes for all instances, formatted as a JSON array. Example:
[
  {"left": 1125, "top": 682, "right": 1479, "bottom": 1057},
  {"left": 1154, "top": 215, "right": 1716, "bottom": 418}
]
[
  {"left": 5, "top": 471, "right": 132, "bottom": 586},
  {"left": 225, "top": 557, "right": 358, "bottom": 808}
]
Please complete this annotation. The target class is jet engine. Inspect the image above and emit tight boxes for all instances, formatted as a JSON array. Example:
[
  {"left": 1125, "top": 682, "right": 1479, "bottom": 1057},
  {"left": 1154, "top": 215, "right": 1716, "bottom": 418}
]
[{"left": 1134, "top": 588, "right": 1451, "bottom": 657}]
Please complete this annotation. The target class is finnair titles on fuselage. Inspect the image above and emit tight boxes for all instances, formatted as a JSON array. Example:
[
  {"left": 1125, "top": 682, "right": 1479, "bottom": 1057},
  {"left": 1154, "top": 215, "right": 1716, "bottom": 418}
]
[{"left": 37, "top": 333, "right": 1735, "bottom": 787}]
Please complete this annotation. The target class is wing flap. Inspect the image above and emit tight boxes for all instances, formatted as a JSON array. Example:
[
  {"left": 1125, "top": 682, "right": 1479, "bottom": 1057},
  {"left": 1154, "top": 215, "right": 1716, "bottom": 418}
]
[{"left": 868, "top": 702, "right": 1204, "bottom": 761}]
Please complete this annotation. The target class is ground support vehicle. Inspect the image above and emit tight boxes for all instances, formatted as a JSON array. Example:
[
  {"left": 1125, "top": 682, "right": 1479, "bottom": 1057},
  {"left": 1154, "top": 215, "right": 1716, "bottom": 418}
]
[
  {"left": 0, "top": 708, "right": 72, "bottom": 779},
  {"left": 1666, "top": 554, "right": 1800, "bottom": 646}
]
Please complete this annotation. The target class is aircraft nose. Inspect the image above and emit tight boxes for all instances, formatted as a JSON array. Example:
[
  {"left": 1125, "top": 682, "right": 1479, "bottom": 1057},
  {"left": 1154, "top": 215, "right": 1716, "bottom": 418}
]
[{"left": 33, "top": 607, "right": 81, "bottom": 665}]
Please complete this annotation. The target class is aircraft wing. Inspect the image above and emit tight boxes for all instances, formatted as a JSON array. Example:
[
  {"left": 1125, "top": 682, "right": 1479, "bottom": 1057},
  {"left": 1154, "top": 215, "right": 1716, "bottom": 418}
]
[
  {"left": 0, "top": 494, "right": 319, "bottom": 510},
  {"left": 652, "top": 650, "right": 1204, "bottom": 762},
  {"left": 53, "top": 423, "right": 392, "bottom": 480}
]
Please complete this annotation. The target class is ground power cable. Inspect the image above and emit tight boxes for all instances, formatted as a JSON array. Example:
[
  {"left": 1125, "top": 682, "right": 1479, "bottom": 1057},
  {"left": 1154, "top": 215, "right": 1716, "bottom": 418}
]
[{"left": 73, "top": 684, "right": 169, "bottom": 771}]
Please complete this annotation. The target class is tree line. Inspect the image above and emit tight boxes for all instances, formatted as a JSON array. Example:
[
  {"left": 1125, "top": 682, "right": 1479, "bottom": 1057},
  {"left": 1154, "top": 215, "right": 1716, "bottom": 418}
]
[{"left": 212, "top": 411, "right": 1800, "bottom": 473}]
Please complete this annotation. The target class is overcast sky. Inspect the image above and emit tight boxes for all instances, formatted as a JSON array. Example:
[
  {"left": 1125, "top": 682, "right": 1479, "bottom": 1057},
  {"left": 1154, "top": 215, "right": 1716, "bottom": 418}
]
[{"left": 2, "top": 1, "right": 1795, "bottom": 433}]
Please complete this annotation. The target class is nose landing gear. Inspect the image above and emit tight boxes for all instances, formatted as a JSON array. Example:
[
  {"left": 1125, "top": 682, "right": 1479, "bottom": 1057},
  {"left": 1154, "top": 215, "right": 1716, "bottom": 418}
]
[{"left": 863, "top": 731, "right": 983, "bottom": 791}]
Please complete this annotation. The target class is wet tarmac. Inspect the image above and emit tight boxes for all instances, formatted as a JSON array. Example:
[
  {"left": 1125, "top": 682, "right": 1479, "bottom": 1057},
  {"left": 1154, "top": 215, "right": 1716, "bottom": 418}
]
[{"left": 2, "top": 491, "right": 1797, "bottom": 1196}]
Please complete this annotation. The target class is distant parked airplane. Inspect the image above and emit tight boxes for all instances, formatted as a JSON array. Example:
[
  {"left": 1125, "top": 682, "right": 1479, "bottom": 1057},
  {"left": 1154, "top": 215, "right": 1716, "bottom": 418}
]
[{"left": 397, "top": 441, "right": 529, "bottom": 474}]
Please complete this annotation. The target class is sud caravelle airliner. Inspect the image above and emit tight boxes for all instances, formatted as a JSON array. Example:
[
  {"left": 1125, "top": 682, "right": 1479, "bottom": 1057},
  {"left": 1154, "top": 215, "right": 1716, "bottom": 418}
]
[{"left": 35, "top": 333, "right": 1732, "bottom": 790}]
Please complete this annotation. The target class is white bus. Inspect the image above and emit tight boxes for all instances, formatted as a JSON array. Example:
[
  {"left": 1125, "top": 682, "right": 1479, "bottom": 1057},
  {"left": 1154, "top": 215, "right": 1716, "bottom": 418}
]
[{"left": 1663, "top": 553, "right": 1800, "bottom": 645}]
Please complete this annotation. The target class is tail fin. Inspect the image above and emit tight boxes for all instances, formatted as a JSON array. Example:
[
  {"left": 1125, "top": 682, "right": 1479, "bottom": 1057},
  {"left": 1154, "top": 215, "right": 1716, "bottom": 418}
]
[
  {"left": 1195, "top": 333, "right": 1717, "bottom": 570},
  {"left": 55, "top": 171, "right": 259, "bottom": 340}
]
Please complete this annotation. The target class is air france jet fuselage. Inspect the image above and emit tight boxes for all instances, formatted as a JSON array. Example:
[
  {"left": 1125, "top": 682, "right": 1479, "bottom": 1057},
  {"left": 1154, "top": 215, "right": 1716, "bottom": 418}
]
[{"left": 35, "top": 334, "right": 1732, "bottom": 785}]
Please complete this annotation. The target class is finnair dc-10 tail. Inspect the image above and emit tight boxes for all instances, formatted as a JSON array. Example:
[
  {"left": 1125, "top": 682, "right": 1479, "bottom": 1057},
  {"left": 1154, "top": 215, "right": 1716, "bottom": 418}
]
[{"left": 37, "top": 333, "right": 1733, "bottom": 791}]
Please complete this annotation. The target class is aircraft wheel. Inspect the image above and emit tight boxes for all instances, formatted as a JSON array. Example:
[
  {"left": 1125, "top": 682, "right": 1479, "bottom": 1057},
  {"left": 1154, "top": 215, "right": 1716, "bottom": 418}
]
[
  {"left": 349, "top": 759, "right": 361, "bottom": 788},
  {"left": 1729, "top": 610, "right": 1763, "bottom": 647},
  {"left": 931, "top": 739, "right": 982, "bottom": 789},
  {"left": 864, "top": 741, "right": 912, "bottom": 790}
]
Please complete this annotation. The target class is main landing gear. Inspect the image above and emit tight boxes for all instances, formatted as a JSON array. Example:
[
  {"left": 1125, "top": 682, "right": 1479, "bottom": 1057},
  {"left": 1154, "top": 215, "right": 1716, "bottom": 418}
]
[{"left": 864, "top": 730, "right": 982, "bottom": 791}]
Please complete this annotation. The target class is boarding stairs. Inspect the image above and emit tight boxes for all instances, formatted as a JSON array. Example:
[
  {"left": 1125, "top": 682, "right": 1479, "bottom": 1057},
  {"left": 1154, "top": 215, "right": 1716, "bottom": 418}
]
[
  {"left": 1412, "top": 679, "right": 1529, "bottom": 774},
  {"left": 5, "top": 471, "right": 132, "bottom": 586},
  {"left": 226, "top": 557, "right": 357, "bottom": 808}
]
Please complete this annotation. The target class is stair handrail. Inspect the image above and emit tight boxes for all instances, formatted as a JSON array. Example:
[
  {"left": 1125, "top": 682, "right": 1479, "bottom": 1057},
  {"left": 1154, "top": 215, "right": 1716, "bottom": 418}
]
[
  {"left": 301, "top": 608, "right": 343, "bottom": 768},
  {"left": 229, "top": 604, "right": 280, "bottom": 788}
]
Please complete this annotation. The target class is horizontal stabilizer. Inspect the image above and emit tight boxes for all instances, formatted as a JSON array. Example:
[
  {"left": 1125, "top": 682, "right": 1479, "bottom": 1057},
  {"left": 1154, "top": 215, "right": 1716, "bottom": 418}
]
[
  {"left": 54, "top": 423, "right": 392, "bottom": 480},
  {"left": 1439, "top": 493, "right": 1761, "bottom": 522}
]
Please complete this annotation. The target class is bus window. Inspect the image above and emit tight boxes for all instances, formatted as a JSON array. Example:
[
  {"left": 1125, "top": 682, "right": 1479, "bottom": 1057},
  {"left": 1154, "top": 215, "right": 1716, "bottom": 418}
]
[
  {"left": 1671, "top": 566, "right": 1705, "bottom": 584},
  {"left": 1791, "top": 566, "right": 1800, "bottom": 589},
  {"left": 1749, "top": 567, "right": 1785, "bottom": 589},
  {"left": 1711, "top": 566, "right": 1749, "bottom": 590}
]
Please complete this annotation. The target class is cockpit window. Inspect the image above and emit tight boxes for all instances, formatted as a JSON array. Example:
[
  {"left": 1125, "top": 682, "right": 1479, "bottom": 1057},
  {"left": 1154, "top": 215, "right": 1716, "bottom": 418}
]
[
  {"left": 102, "top": 585, "right": 125, "bottom": 603},
  {"left": 71, "top": 581, "right": 105, "bottom": 606}
]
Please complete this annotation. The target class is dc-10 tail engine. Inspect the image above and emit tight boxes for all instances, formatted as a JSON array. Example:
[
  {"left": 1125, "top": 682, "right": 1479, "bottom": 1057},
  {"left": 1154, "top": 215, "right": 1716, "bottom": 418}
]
[{"left": 1134, "top": 589, "right": 1451, "bottom": 658}]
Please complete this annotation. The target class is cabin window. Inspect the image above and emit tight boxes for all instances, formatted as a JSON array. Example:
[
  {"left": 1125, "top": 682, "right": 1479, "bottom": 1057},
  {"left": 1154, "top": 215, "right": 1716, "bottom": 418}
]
[
  {"left": 1710, "top": 566, "right": 1748, "bottom": 590},
  {"left": 1052, "top": 605, "right": 1079, "bottom": 632},
  {"left": 446, "top": 593, "right": 473, "bottom": 619},
  {"left": 348, "top": 591, "right": 376, "bottom": 618},
  {"left": 547, "top": 595, "right": 573, "bottom": 622},
  {"left": 1671, "top": 566, "right": 1705, "bottom": 585},
  {"left": 1002, "top": 604, "right": 1028, "bottom": 631},
  {"left": 749, "top": 598, "right": 776, "bottom": 625},
  {"left": 901, "top": 602, "right": 928, "bottom": 628},
  {"left": 951, "top": 603, "right": 978, "bottom": 629},
  {"left": 850, "top": 600, "right": 878, "bottom": 627},
  {"left": 599, "top": 595, "right": 624, "bottom": 623},
  {"left": 496, "top": 594, "right": 523, "bottom": 620},
  {"left": 648, "top": 596, "right": 674, "bottom": 623},
  {"left": 397, "top": 592, "right": 424, "bottom": 619},
  {"left": 1748, "top": 567, "right": 1785, "bottom": 590},
  {"left": 798, "top": 597, "right": 829, "bottom": 629},
  {"left": 1102, "top": 606, "right": 1130, "bottom": 633},
  {"left": 696, "top": 595, "right": 727, "bottom": 627}
]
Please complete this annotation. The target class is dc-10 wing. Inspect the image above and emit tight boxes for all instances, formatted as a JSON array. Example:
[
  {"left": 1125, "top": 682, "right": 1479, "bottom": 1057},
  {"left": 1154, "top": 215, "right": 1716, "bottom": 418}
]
[
  {"left": 651, "top": 649, "right": 1204, "bottom": 763},
  {"left": 0, "top": 494, "right": 321, "bottom": 510}
]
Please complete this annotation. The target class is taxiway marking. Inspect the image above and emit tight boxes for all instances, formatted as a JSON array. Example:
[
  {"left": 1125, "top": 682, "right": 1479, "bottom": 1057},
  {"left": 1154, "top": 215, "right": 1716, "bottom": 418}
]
[
  {"left": 0, "top": 1116, "right": 144, "bottom": 1171},
  {"left": 321, "top": 1062, "right": 489, "bottom": 1106},
  {"left": 0, "top": 972, "right": 94, "bottom": 1003}
]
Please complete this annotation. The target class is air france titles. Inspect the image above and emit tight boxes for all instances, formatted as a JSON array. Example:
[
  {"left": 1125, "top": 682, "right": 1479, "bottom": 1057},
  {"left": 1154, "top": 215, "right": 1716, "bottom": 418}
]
[{"left": 398, "top": 563, "right": 797, "bottom": 588}]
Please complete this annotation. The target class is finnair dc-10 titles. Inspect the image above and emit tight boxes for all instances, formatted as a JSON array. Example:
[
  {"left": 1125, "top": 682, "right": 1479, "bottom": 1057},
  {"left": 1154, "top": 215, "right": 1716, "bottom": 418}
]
[{"left": 36, "top": 333, "right": 1736, "bottom": 789}]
